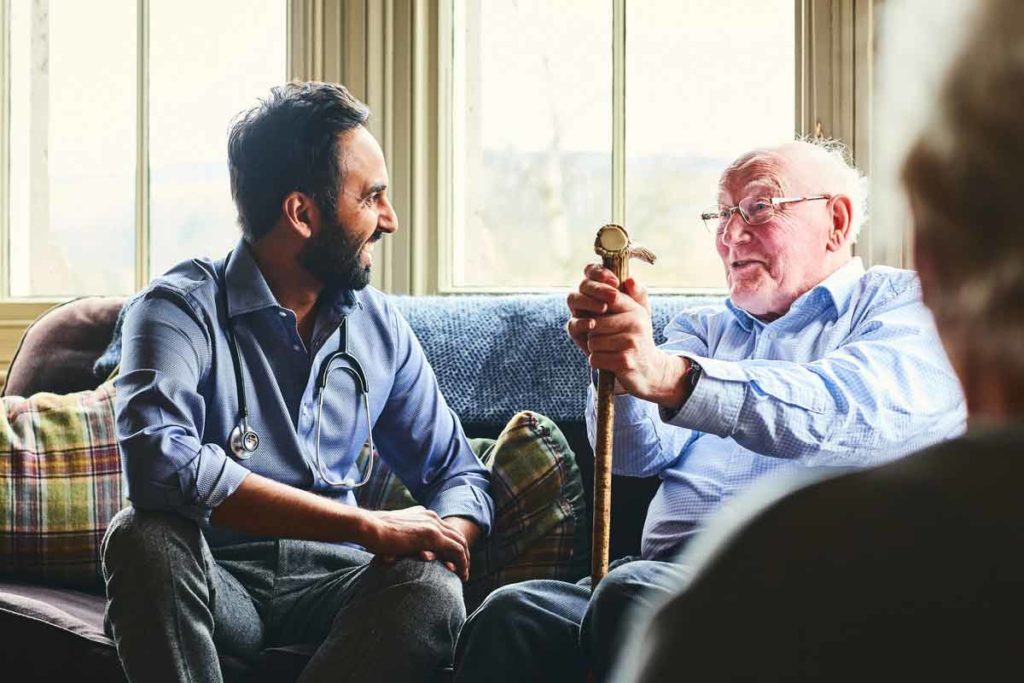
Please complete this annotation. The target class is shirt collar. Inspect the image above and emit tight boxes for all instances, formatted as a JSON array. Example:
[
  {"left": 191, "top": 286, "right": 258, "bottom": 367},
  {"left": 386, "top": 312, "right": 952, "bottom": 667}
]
[
  {"left": 223, "top": 240, "right": 279, "bottom": 318},
  {"left": 223, "top": 238, "right": 362, "bottom": 319},
  {"left": 726, "top": 257, "right": 865, "bottom": 331},
  {"left": 808, "top": 257, "right": 865, "bottom": 316}
]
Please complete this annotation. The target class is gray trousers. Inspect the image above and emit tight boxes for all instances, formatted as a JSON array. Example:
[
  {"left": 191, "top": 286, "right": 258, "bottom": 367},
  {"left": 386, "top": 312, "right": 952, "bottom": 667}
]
[
  {"left": 453, "top": 558, "right": 688, "bottom": 683},
  {"left": 101, "top": 508, "right": 464, "bottom": 683}
]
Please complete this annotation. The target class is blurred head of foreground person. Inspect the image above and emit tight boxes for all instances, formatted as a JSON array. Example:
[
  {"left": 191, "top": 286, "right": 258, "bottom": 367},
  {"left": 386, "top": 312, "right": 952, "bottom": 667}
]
[
  {"left": 902, "top": 5, "right": 1024, "bottom": 423},
  {"left": 611, "top": 1, "right": 1024, "bottom": 681}
]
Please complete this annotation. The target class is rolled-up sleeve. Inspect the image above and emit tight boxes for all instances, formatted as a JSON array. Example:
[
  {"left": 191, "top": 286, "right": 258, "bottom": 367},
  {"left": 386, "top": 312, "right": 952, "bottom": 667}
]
[
  {"left": 371, "top": 307, "right": 494, "bottom": 534},
  {"left": 115, "top": 293, "right": 250, "bottom": 524}
]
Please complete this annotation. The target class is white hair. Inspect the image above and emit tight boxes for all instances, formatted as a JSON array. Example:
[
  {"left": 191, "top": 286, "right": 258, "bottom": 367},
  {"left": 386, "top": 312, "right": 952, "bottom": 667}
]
[
  {"left": 725, "top": 138, "right": 869, "bottom": 243},
  {"left": 792, "top": 137, "right": 869, "bottom": 243}
]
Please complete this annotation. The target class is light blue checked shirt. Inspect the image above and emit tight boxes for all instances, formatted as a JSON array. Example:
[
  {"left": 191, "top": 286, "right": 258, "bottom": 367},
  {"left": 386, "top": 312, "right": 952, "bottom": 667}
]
[
  {"left": 586, "top": 258, "right": 966, "bottom": 560},
  {"left": 116, "top": 240, "right": 493, "bottom": 548}
]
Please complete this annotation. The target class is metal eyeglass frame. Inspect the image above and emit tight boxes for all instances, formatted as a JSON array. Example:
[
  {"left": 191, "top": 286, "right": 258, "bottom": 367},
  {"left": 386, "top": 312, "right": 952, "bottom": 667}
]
[{"left": 701, "top": 194, "right": 831, "bottom": 235}]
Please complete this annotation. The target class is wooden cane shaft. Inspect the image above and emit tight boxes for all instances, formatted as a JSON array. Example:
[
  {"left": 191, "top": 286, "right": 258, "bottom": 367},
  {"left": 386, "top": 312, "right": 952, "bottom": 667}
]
[
  {"left": 592, "top": 370, "right": 615, "bottom": 585},
  {"left": 591, "top": 254, "right": 630, "bottom": 586}
]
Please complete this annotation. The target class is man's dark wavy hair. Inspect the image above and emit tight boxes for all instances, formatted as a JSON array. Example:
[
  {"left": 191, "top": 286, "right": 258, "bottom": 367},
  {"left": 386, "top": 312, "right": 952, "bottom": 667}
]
[{"left": 228, "top": 82, "right": 371, "bottom": 243}]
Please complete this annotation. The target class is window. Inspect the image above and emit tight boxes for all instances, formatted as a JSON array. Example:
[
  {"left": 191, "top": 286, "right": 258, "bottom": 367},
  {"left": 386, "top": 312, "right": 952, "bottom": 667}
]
[
  {"left": 6, "top": 0, "right": 137, "bottom": 297},
  {"left": 1, "top": 0, "right": 287, "bottom": 299},
  {"left": 449, "top": 0, "right": 796, "bottom": 291}
]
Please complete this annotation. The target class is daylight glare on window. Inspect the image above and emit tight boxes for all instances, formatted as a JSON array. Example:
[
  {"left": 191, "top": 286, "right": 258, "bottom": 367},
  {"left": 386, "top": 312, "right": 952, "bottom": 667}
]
[
  {"left": 8, "top": 0, "right": 136, "bottom": 296},
  {"left": 5, "top": 0, "right": 285, "bottom": 297},
  {"left": 148, "top": 0, "right": 286, "bottom": 278},
  {"left": 452, "top": 0, "right": 795, "bottom": 291}
]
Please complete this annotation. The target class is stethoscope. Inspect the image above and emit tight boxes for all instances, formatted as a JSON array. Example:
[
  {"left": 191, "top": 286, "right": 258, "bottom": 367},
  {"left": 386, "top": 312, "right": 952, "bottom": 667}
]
[{"left": 220, "top": 252, "right": 377, "bottom": 488}]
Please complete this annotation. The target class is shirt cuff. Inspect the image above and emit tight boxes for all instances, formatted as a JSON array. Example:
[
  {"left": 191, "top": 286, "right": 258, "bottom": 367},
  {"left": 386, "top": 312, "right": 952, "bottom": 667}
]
[
  {"left": 661, "top": 354, "right": 745, "bottom": 437},
  {"left": 184, "top": 443, "right": 252, "bottom": 526},
  {"left": 428, "top": 484, "right": 494, "bottom": 536}
]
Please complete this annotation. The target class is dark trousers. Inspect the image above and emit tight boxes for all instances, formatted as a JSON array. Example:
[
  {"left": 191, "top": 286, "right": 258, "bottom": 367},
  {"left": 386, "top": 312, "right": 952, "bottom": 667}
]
[{"left": 453, "top": 557, "right": 688, "bottom": 682}]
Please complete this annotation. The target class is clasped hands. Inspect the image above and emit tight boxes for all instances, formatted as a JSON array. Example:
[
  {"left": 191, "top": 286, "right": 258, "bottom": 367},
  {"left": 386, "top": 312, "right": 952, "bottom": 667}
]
[{"left": 566, "top": 264, "right": 690, "bottom": 411}]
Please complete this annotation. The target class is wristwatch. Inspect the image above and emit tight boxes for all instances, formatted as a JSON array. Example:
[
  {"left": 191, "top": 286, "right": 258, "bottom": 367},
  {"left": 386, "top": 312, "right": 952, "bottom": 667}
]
[
  {"left": 659, "top": 357, "right": 702, "bottom": 421},
  {"left": 684, "top": 358, "right": 703, "bottom": 394}
]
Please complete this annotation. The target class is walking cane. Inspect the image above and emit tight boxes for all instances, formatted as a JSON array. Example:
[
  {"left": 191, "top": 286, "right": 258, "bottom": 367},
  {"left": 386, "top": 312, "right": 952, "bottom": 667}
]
[{"left": 591, "top": 225, "right": 656, "bottom": 586}]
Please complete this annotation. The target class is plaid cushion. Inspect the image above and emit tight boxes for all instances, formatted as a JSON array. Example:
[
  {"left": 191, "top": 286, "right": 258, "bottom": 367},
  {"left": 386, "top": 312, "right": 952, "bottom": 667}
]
[
  {"left": 356, "top": 410, "right": 590, "bottom": 612},
  {"left": 0, "top": 381, "right": 125, "bottom": 588}
]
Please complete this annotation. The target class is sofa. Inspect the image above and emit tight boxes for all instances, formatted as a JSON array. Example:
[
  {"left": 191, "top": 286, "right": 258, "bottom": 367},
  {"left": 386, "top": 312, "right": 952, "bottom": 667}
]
[{"left": 0, "top": 292, "right": 714, "bottom": 681}]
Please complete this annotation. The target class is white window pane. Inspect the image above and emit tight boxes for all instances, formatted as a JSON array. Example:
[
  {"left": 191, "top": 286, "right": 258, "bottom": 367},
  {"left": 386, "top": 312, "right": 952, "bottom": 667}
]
[
  {"left": 626, "top": 0, "right": 795, "bottom": 289},
  {"left": 9, "top": 0, "right": 137, "bottom": 297},
  {"left": 148, "top": 0, "right": 286, "bottom": 278},
  {"left": 452, "top": 0, "right": 612, "bottom": 289}
]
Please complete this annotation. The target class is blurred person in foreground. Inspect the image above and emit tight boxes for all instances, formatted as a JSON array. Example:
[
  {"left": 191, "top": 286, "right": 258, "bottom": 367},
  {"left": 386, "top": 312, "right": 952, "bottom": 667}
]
[
  {"left": 454, "top": 134, "right": 968, "bottom": 682},
  {"left": 612, "top": 0, "right": 1024, "bottom": 680}
]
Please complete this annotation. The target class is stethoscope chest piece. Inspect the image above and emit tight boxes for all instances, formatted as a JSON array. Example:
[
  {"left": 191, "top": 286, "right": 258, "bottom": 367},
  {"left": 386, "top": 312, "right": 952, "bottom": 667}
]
[{"left": 229, "top": 422, "right": 260, "bottom": 460}]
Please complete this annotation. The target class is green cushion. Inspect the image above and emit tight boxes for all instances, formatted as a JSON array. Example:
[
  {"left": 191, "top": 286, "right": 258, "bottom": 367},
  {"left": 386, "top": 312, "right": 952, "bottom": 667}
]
[{"left": 355, "top": 410, "right": 589, "bottom": 611}]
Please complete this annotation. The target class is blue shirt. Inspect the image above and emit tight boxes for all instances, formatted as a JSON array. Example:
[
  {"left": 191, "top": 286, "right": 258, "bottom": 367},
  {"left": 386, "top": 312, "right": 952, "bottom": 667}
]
[
  {"left": 115, "top": 241, "right": 494, "bottom": 548},
  {"left": 585, "top": 259, "right": 966, "bottom": 560}
]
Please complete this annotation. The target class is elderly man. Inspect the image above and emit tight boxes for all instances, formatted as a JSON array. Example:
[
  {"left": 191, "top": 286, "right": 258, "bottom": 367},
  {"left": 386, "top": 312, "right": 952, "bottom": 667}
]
[{"left": 453, "top": 139, "right": 966, "bottom": 682}]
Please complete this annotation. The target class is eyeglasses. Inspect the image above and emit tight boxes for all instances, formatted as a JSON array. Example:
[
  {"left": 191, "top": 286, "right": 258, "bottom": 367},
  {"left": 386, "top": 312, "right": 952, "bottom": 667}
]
[{"left": 700, "top": 194, "right": 830, "bottom": 235}]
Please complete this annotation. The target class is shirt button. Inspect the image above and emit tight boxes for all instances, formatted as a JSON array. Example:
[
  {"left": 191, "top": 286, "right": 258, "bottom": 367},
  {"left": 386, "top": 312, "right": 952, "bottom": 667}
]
[
  {"left": 278, "top": 311, "right": 287, "bottom": 318},
  {"left": 292, "top": 344, "right": 301, "bottom": 352}
]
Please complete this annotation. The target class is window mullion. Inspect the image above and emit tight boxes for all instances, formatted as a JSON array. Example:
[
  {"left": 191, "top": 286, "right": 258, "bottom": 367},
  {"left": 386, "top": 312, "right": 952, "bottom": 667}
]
[
  {"left": 612, "top": 0, "right": 625, "bottom": 225},
  {"left": 134, "top": 0, "right": 150, "bottom": 291}
]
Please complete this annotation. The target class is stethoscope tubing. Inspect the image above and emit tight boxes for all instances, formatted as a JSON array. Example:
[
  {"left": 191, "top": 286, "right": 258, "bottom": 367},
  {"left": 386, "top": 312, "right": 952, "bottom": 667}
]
[{"left": 220, "top": 249, "right": 375, "bottom": 488}]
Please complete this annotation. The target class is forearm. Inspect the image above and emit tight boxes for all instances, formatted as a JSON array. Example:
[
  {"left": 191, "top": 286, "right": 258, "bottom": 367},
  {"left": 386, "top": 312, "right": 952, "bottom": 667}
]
[
  {"left": 667, "top": 352, "right": 965, "bottom": 464},
  {"left": 443, "top": 516, "right": 483, "bottom": 548},
  {"left": 210, "top": 472, "right": 376, "bottom": 544}
]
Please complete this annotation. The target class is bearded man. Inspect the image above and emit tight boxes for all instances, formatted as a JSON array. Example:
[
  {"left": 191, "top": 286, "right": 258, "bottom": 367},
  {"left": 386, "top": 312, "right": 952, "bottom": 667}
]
[{"left": 102, "top": 82, "right": 493, "bottom": 683}]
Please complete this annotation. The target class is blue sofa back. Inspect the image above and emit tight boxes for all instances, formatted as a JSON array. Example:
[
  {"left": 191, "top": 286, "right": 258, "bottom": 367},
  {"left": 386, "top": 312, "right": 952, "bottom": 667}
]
[{"left": 391, "top": 294, "right": 723, "bottom": 426}]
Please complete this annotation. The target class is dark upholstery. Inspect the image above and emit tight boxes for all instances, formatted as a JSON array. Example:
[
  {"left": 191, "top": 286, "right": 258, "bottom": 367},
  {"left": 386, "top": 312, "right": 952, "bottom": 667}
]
[
  {"left": 0, "top": 581, "right": 271, "bottom": 682},
  {"left": 1, "top": 297, "right": 126, "bottom": 398}
]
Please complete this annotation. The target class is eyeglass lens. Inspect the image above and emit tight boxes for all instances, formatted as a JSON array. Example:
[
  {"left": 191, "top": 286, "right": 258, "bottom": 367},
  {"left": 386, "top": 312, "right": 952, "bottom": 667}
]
[{"left": 703, "top": 197, "right": 775, "bottom": 233}]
